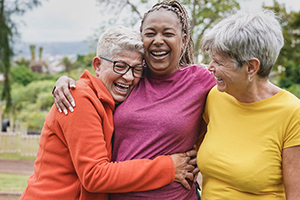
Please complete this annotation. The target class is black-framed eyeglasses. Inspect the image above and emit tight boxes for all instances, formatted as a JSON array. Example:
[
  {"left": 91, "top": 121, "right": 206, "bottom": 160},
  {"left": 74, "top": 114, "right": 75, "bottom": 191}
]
[{"left": 99, "top": 57, "right": 146, "bottom": 78}]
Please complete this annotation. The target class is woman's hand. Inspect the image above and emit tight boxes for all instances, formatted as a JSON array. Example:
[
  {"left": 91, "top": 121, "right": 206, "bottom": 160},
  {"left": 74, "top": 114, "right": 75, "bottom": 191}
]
[
  {"left": 185, "top": 147, "right": 200, "bottom": 182},
  {"left": 170, "top": 153, "right": 195, "bottom": 190},
  {"left": 52, "top": 76, "right": 76, "bottom": 115}
]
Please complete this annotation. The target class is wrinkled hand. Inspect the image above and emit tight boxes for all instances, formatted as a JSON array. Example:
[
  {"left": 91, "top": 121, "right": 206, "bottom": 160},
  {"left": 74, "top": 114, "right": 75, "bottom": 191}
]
[
  {"left": 170, "top": 153, "right": 195, "bottom": 190},
  {"left": 52, "top": 76, "right": 76, "bottom": 115},
  {"left": 185, "top": 146, "right": 200, "bottom": 182}
]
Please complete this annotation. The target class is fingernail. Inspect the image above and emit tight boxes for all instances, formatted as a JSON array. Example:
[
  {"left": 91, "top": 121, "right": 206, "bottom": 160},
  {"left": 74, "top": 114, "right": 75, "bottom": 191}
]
[
  {"left": 69, "top": 107, "right": 74, "bottom": 112},
  {"left": 71, "top": 101, "right": 75, "bottom": 107},
  {"left": 63, "top": 109, "right": 68, "bottom": 115},
  {"left": 70, "top": 84, "right": 76, "bottom": 88},
  {"left": 58, "top": 108, "right": 62, "bottom": 113}
]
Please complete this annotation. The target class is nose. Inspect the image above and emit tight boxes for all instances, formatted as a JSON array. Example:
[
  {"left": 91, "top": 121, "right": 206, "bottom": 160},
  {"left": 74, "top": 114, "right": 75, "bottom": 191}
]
[
  {"left": 122, "top": 69, "right": 135, "bottom": 82},
  {"left": 153, "top": 33, "right": 164, "bottom": 46},
  {"left": 207, "top": 61, "right": 215, "bottom": 72}
]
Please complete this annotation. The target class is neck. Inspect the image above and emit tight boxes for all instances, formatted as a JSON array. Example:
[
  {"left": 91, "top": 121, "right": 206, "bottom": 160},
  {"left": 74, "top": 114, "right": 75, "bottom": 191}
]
[
  {"left": 233, "top": 79, "right": 281, "bottom": 103},
  {"left": 148, "top": 65, "right": 181, "bottom": 76}
]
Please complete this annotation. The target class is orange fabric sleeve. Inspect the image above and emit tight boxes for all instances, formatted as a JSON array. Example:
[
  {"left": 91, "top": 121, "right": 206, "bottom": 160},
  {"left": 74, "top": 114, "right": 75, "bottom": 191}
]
[{"left": 55, "top": 85, "right": 175, "bottom": 193}]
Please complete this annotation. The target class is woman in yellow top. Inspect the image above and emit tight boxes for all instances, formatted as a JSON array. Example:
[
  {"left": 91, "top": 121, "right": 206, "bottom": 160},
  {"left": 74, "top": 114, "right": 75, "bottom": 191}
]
[{"left": 198, "top": 10, "right": 300, "bottom": 199}]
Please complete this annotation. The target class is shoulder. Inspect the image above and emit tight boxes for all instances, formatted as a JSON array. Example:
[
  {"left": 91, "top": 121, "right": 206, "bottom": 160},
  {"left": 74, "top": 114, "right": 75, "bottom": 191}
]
[
  {"left": 282, "top": 91, "right": 300, "bottom": 119},
  {"left": 282, "top": 90, "right": 300, "bottom": 103},
  {"left": 181, "top": 64, "right": 215, "bottom": 81},
  {"left": 184, "top": 65, "right": 216, "bottom": 91},
  {"left": 277, "top": 90, "right": 300, "bottom": 112},
  {"left": 72, "top": 79, "right": 96, "bottom": 100},
  {"left": 180, "top": 64, "right": 210, "bottom": 75}
]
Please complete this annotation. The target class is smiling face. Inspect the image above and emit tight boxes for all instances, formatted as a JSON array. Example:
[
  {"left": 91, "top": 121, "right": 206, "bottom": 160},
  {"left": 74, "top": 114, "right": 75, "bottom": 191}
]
[
  {"left": 93, "top": 50, "right": 143, "bottom": 104},
  {"left": 208, "top": 50, "right": 248, "bottom": 97},
  {"left": 141, "top": 9, "right": 186, "bottom": 76}
]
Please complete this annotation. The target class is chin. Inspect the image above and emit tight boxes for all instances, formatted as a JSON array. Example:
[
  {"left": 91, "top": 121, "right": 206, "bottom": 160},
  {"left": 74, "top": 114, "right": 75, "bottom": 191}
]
[
  {"left": 216, "top": 85, "right": 226, "bottom": 93},
  {"left": 117, "top": 96, "right": 127, "bottom": 103}
]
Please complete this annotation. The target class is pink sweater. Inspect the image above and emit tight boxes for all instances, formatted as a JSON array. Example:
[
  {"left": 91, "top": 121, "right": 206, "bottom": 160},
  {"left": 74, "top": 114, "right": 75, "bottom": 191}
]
[{"left": 111, "top": 65, "right": 216, "bottom": 199}]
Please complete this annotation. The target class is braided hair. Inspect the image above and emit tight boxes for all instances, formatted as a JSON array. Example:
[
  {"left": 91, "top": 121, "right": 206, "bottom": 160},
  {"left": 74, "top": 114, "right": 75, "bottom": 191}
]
[{"left": 140, "top": 0, "right": 194, "bottom": 66}]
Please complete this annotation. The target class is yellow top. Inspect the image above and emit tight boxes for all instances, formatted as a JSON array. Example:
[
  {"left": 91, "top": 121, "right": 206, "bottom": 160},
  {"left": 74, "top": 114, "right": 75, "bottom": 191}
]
[{"left": 198, "top": 86, "right": 300, "bottom": 200}]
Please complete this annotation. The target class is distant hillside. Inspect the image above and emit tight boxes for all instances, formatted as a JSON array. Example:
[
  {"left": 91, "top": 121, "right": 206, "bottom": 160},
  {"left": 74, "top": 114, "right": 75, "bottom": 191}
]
[{"left": 13, "top": 41, "right": 96, "bottom": 57}]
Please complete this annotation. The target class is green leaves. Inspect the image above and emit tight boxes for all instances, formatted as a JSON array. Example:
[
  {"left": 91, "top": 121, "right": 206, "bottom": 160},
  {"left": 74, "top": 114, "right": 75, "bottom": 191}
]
[
  {"left": 264, "top": 0, "right": 300, "bottom": 90},
  {"left": 0, "top": 0, "right": 44, "bottom": 112}
]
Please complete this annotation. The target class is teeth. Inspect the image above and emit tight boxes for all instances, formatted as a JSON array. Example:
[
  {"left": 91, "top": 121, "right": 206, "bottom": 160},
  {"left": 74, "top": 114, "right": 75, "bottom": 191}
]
[
  {"left": 152, "top": 51, "right": 167, "bottom": 56},
  {"left": 215, "top": 76, "right": 222, "bottom": 81},
  {"left": 115, "top": 83, "right": 130, "bottom": 92},
  {"left": 116, "top": 83, "right": 129, "bottom": 88},
  {"left": 116, "top": 87, "right": 128, "bottom": 92}
]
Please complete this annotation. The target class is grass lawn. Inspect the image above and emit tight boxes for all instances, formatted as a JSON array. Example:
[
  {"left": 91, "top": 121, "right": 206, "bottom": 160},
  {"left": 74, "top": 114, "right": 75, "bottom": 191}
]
[
  {"left": 0, "top": 173, "right": 30, "bottom": 193},
  {"left": 0, "top": 153, "right": 35, "bottom": 193},
  {"left": 0, "top": 153, "right": 36, "bottom": 161}
]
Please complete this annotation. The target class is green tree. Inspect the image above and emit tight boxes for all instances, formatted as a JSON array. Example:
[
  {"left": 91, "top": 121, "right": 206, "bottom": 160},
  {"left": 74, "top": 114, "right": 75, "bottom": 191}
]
[
  {"left": 11, "top": 80, "right": 55, "bottom": 130},
  {"left": 96, "top": 0, "right": 240, "bottom": 63},
  {"left": 75, "top": 53, "right": 95, "bottom": 69},
  {"left": 182, "top": 0, "right": 239, "bottom": 62},
  {"left": 0, "top": 0, "right": 42, "bottom": 112},
  {"left": 11, "top": 65, "right": 39, "bottom": 86},
  {"left": 14, "top": 57, "right": 31, "bottom": 67},
  {"left": 60, "top": 56, "right": 74, "bottom": 73},
  {"left": 263, "top": 0, "right": 300, "bottom": 88},
  {"left": 0, "top": 0, "right": 13, "bottom": 110}
]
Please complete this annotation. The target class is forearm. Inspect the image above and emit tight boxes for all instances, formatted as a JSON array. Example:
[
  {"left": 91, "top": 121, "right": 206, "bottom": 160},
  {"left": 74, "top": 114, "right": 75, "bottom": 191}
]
[{"left": 80, "top": 155, "right": 174, "bottom": 193}]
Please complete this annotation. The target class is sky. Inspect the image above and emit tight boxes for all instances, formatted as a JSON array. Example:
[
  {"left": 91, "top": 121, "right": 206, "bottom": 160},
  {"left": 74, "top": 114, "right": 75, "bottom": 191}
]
[{"left": 13, "top": 0, "right": 300, "bottom": 43}]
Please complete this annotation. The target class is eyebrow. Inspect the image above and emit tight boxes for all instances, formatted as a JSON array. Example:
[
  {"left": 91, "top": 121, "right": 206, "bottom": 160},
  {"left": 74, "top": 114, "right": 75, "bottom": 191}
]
[{"left": 144, "top": 27, "right": 176, "bottom": 32}]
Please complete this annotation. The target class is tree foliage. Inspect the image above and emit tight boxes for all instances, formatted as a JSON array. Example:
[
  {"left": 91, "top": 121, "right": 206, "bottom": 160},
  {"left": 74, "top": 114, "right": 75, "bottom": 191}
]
[
  {"left": 0, "top": 0, "right": 42, "bottom": 112},
  {"left": 14, "top": 57, "right": 31, "bottom": 67},
  {"left": 11, "top": 65, "right": 39, "bottom": 86},
  {"left": 59, "top": 56, "right": 74, "bottom": 73},
  {"left": 11, "top": 80, "right": 55, "bottom": 129},
  {"left": 263, "top": 0, "right": 300, "bottom": 90},
  {"left": 181, "top": 0, "right": 239, "bottom": 62}
]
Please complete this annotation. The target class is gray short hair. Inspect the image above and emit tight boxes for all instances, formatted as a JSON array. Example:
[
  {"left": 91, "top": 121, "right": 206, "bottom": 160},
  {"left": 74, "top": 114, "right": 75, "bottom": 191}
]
[
  {"left": 97, "top": 26, "right": 144, "bottom": 58},
  {"left": 201, "top": 10, "right": 284, "bottom": 78}
]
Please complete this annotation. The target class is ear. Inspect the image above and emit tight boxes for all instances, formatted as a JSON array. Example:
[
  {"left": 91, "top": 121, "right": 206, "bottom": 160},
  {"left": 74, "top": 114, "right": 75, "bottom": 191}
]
[
  {"left": 247, "top": 57, "right": 260, "bottom": 78},
  {"left": 93, "top": 57, "right": 101, "bottom": 77}
]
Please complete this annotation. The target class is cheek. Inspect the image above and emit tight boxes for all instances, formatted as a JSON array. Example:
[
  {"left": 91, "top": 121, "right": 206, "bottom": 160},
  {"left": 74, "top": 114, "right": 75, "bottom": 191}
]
[
  {"left": 102, "top": 73, "right": 117, "bottom": 87},
  {"left": 132, "top": 78, "right": 140, "bottom": 87},
  {"left": 142, "top": 37, "right": 151, "bottom": 49}
]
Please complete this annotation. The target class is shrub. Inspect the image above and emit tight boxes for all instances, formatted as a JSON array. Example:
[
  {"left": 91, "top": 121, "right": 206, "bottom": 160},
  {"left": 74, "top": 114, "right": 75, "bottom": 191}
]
[{"left": 11, "top": 65, "right": 39, "bottom": 86}]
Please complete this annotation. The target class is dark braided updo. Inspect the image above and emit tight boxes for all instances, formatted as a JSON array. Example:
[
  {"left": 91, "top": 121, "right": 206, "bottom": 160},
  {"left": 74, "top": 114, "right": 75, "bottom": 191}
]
[{"left": 140, "top": 0, "right": 194, "bottom": 66}]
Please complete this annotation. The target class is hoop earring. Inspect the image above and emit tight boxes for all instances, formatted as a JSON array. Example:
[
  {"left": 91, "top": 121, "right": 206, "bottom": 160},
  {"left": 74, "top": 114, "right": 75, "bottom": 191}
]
[{"left": 248, "top": 76, "right": 253, "bottom": 82}]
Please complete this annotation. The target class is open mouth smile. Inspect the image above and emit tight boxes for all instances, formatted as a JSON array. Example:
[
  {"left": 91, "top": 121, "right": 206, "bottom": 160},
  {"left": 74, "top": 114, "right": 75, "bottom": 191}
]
[
  {"left": 114, "top": 83, "right": 130, "bottom": 93},
  {"left": 150, "top": 51, "right": 169, "bottom": 59}
]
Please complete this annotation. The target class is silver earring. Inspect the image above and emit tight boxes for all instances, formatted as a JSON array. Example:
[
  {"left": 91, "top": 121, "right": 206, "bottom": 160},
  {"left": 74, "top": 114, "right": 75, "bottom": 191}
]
[{"left": 248, "top": 76, "right": 253, "bottom": 82}]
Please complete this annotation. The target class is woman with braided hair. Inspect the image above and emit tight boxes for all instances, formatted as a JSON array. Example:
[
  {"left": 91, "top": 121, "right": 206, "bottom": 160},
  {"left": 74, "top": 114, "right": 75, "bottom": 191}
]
[{"left": 53, "top": 1, "right": 215, "bottom": 199}]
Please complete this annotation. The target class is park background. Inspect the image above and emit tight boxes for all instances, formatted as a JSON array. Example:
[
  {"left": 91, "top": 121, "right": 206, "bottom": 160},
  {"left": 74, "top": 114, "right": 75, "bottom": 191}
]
[{"left": 0, "top": 0, "right": 300, "bottom": 199}]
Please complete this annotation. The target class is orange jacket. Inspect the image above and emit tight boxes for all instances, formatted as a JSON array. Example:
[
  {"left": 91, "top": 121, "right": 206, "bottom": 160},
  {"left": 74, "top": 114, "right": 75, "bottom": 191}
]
[{"left": 20, "top": 70, "right": 175, "bottom": 200}]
